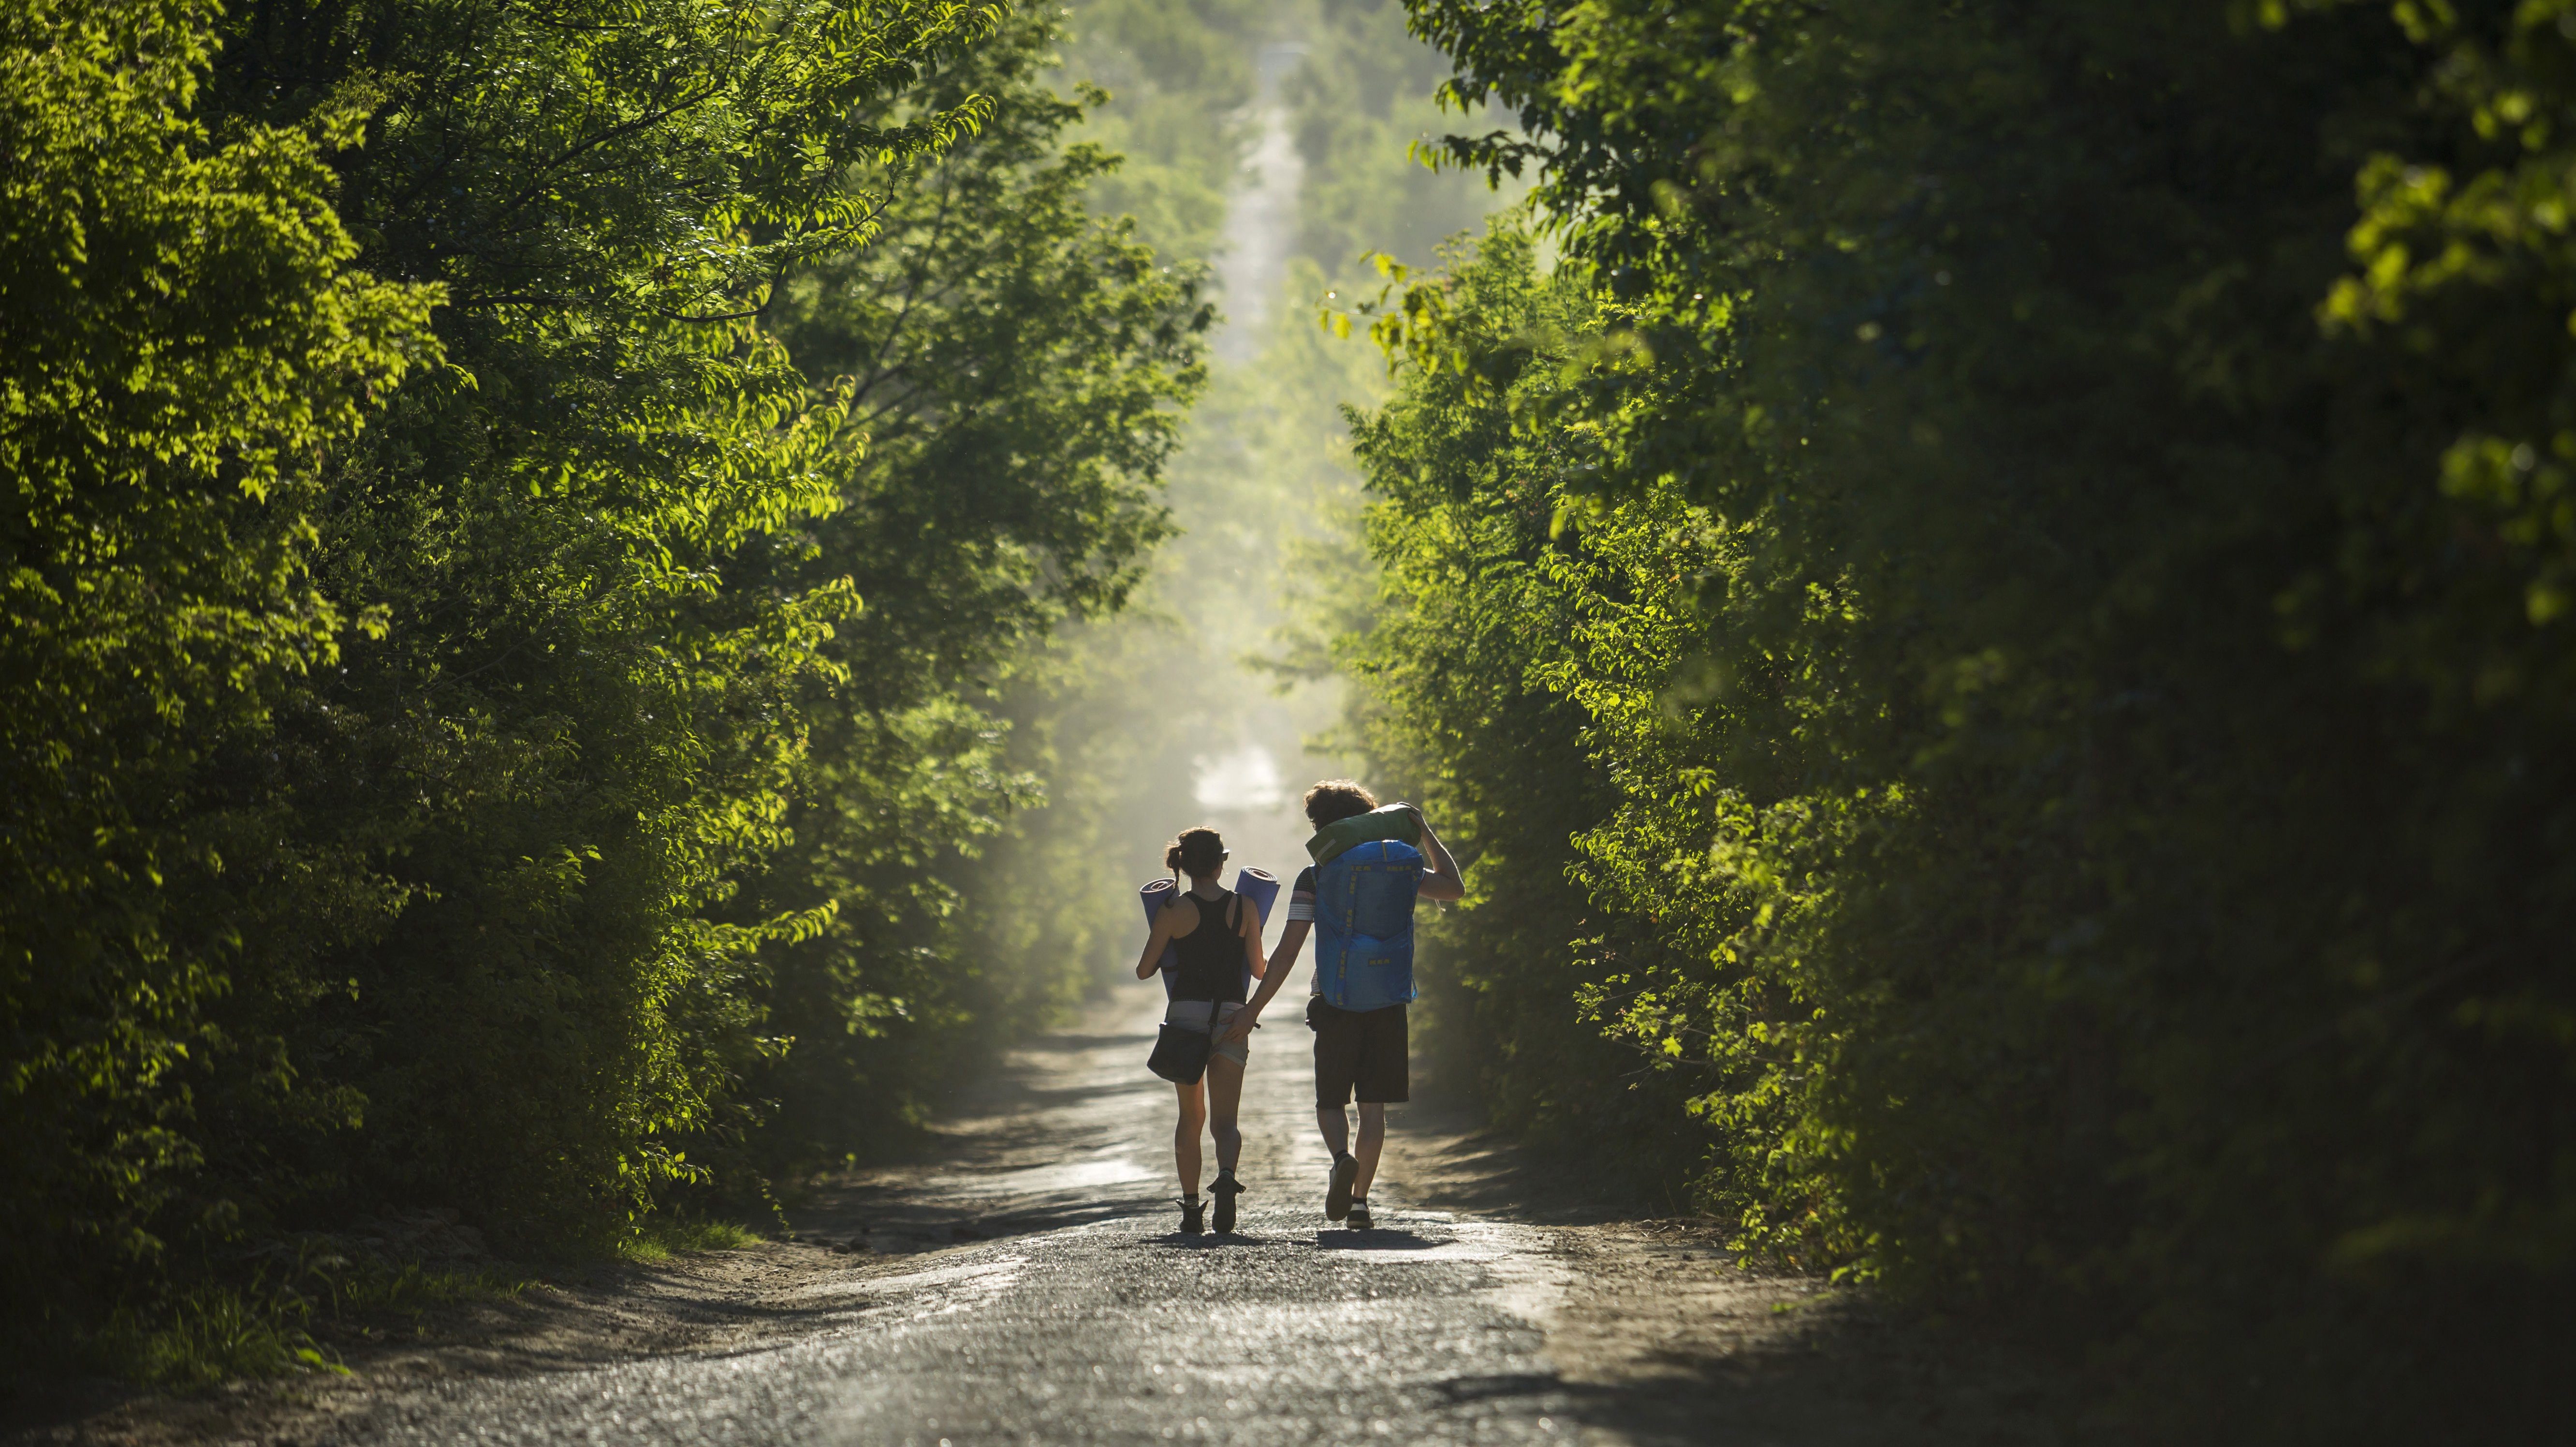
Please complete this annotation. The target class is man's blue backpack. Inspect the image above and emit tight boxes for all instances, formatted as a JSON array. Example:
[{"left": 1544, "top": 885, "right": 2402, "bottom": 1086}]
[{"left": 1311, "top": 838, "right": 1423, "bottom": 1012}]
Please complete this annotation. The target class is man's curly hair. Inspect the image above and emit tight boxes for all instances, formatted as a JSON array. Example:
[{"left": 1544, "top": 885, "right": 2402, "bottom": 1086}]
[{"left": 1302, "top": 779, "right": 1378, "bottom": 829}]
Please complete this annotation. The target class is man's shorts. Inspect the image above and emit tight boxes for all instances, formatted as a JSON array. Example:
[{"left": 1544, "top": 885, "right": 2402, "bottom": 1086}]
[
  {"left": 1163, "top": 998, "right": 1250, "bottom": 1067},
  {"left": 1311, "top": 998, "right": 1407, "bottom": 1107}
]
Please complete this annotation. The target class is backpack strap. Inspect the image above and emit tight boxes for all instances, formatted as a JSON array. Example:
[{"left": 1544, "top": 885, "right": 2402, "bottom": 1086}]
[{"left": 1165, "top": 887, "right": 1236, "bottom": 933}]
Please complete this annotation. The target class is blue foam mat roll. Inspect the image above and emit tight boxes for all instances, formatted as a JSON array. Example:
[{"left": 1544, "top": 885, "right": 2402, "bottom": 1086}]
[
  {"left": 1233, "top": 867, "right": 1280, "bottom": 999},
  {"left": 1233, "top": 866, "right": 1281, "bottom": 931},
  {"left": 1138, "top": 877, "right": 1181, "bottom": 987}
]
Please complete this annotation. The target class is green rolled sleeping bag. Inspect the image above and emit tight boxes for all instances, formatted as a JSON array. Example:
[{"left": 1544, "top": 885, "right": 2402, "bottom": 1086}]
[{"left": 1304, "top": 803, "right": 1420, "bottom": 866}]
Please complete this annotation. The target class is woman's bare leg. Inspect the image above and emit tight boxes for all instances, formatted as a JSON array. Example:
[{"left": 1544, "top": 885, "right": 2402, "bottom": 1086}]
[
  {"left": 1204, "top": 1055, "right": 1245, "bottom": 1173},
  {"left": 1173, "top": 1079, "right": 1207, "bottom": 1194}
]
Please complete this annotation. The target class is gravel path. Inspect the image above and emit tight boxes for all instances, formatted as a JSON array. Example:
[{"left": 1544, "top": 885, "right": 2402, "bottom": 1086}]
[
  {"left": 24, "top": 996, "right": 2067, "bottom": 1447},
  {"left": 330, "top": 998, "right": 1597, "bottom": 1446}
]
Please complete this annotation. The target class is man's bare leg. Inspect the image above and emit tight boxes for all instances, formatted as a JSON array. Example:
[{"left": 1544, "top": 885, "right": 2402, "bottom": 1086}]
[
  {"left": 1317, "top": 1104, "right": 1361, "bottom": 1219},
  {"left": 1352, "top": 1101, "right": 1386, "bottom": 1198}
]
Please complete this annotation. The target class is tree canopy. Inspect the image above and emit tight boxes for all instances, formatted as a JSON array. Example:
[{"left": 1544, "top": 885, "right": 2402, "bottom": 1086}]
[
  {"left": 1332, "top": 0, "right": 2576, "bottom": 1432},
  {"left": 0, "top": 0, "right": 1208, "bottom": 1373}
]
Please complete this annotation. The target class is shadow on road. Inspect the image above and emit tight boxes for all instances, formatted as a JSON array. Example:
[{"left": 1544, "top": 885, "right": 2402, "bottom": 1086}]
[
  {"left": 783, "top": 1003, "right": 1182, "bottom": 1254},
  {"left": 1314, "top": 1229, "right": 1448, "bottom": 1251},
  {"left": 1133, "top": 1232, "right": 1290, "bottom": 1250},
  {"left": 779, "top": 997, "right": 2092, "bottom": 1447},
  {"left": 1381, "top": 1062, "right": 2098, "bottom": 1445}
]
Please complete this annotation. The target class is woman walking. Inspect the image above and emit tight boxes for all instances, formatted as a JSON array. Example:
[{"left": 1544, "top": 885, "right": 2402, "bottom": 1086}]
[{"left": 1135, "top": 827, "right": 1266, "bottom": 1235}]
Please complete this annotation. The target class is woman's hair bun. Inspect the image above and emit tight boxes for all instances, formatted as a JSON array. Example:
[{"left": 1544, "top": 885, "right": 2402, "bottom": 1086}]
[{"left": 1164, "top": 826, "right": 1226, "bottom": 877}]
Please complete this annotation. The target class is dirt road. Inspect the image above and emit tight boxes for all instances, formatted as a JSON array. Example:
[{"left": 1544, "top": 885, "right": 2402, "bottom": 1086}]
[{"left": 26, "top": 996, "right": 2064, "bottom": 1447}]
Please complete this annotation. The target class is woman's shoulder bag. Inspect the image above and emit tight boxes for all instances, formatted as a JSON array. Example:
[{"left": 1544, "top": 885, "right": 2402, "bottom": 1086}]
[{"left": 1148, "top": 1006, "right": 1220, "bottom": 1084}]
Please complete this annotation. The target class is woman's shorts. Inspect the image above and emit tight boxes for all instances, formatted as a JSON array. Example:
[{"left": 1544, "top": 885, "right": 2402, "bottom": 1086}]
[{"left": 1163, "top": 998, "right": 1250, "bottom": 1067}]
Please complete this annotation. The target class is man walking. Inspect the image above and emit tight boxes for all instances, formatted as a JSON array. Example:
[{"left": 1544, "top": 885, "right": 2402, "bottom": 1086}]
[{"left": 1219, "top": 780, "right": 1463, "bottom": 1229}]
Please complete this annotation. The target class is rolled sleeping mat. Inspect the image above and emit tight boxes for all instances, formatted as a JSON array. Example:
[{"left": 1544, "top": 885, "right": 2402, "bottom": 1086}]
[
  {"left": 1232, "top": 867, "right": 1281, "bottom": 932},
  {"left": 1138, "top": 878, "right": 1182, "bottom": 997},
  {"left": 1233, "top": 866, "right": 1280, "bottom": 998},
  {"left": 1304, "top": 802, "right": 1421, "bottom": 865}
]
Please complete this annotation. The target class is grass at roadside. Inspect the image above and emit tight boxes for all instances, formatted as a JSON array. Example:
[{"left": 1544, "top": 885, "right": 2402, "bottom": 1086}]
[
  {"left": 88, "top": 1252, "right": 539, "bottom": 1391},
  {"left": 21, "top": 1214, "right": 769, "bottom": 1399},
  {"left": 619, "top": 1216, "right": 766, "bottom": 1262},
  {"left": 91, "top": 1279, "right": 348, "bottom": 1390}
]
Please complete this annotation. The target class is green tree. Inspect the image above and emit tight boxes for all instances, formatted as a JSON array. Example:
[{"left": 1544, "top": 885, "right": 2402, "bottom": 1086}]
[
  {"left": 1337, "top": 227, "right": 1712, "bottom": 1198},
  {"left": 0, "top": 0, "right": 437, "bottom": 1327},
  {"left": 1341, "top": 0, "right": 2576, "bottom": 1430},
  {"left": 1285, "top": 0, "right": 1512, "bottom": 279},
  {"left": 1056, "top": 0, "right": 1268, "bottom": 261},
  {"left": 186, "top": 0, "right": 1006, "bottom": 1245},
  {"left": 749, "top": 9, "right": 1212, "bottom": 1171},
  {"left": 3, "top": 0, "right": 1014, "bottom": 1349}
]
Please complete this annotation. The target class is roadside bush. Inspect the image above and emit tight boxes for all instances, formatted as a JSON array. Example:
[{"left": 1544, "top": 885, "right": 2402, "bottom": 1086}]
[
  {"left": 1335, "top": 232, "right": 1711, "bottom": 1202},
  {"left": 0, "top": 0, "right": 438, "bottom": 1337},
  {"left": 1, "top": 0, "right": 1206, "bottom": 1370},
  {"left": 751, "top": 17, "right": 1212, "bottom": 1168},
  {"left": 1338, "top": 0, "right": 2576, "bottom": 1430}
]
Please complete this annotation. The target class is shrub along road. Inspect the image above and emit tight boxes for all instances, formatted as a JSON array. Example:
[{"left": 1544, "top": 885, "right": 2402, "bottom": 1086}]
[{"left": 25, "top": 998, "right": 2070, "bottom": 1447}]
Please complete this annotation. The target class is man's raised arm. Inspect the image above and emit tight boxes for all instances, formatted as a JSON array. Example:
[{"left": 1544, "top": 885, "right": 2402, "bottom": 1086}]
[{"left": 1411, "top": 807, "right": 1465, "bottom": 902}]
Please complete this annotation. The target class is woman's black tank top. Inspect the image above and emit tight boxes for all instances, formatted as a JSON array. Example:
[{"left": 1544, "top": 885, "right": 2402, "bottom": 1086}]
[{"left": 1164, "top": 887, "right": 1245, "bottom": 1003}]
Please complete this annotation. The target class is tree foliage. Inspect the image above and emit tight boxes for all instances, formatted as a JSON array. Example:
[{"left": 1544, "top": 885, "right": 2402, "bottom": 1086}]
[
  {"left": 180, "top": 0, "right": 1007, "bottom": 1248},
  {"left": 749, "top": 13, "right": 1212, "bottom": 1170},
  {"left": 1, "top": 0, "right": 440, "bottom": 1314},
  {"left": 1, "top": 0, "right": 1208, "bottom": 1360},
  {"left": 1340, "top": 0, "right": 2576, "bottom": 1429}
]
